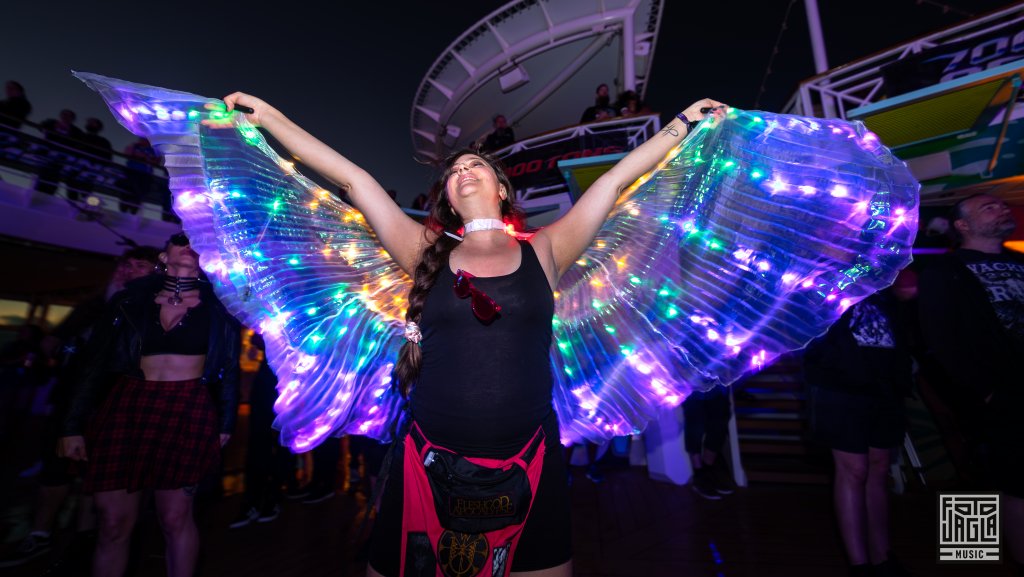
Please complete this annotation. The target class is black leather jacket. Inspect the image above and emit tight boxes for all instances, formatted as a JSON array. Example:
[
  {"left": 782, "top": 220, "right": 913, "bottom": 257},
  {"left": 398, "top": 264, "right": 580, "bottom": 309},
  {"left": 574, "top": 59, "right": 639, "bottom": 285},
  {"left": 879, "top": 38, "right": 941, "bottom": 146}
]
[{"left": 62, "top": 274, "right": 241, "bottom": 436}]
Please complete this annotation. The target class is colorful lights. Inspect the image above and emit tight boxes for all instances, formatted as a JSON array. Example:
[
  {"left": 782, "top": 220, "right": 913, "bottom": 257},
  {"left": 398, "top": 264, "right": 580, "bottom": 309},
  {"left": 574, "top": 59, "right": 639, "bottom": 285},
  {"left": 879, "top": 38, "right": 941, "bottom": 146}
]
[
  {"left": 830, "top": 185, "right": 849, "bottom": 198},
  {"left": 78, "top": 73, "right": 917, "bottom": 449}
]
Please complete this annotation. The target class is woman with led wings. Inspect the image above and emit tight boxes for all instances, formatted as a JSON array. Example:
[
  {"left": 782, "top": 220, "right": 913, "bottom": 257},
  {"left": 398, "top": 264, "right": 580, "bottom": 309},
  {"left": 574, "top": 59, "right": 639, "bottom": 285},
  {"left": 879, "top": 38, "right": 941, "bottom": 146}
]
[{"left": 77, "top": 72, "right": 917, "bottom": 577}]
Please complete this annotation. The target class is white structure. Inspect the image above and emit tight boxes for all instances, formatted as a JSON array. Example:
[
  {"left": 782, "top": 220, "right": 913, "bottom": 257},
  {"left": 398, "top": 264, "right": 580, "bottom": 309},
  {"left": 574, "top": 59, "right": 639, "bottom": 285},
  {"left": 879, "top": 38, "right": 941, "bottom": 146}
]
[{"left": 410, "top": 0, "right": 664, "bottom": 163}]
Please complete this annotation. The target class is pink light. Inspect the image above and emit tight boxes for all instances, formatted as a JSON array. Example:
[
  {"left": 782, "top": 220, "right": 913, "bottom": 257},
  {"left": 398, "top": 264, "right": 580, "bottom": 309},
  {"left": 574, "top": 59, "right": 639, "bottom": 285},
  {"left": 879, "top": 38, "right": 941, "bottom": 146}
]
[
  {"left": 756, "top": 261, "right": 771, "bottom": 272},
  {"left": 855, "top": 201, "right": 869, "bottom": 213},
  {"left": 826, "top": 294, "right": 837, "bottom": 302},
  {"left": 707, "top": 329, "right": 720, "bottom": 341},
  {"left": 176, "top": 190, "right": 196, "bottom": 208},
  {"left": 801, "top": 279, "right": 814, "bottom": 289},
  {"left": 799, "top": 185, "right": 816, "bottom": 195},
  {"left": 839, "top": 298, "right": 852, "bottom": 312}
]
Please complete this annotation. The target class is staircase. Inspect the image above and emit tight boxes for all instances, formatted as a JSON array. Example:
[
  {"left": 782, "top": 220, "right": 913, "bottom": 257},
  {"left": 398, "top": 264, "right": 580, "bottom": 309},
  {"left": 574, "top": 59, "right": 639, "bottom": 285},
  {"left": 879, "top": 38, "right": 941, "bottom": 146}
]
[{"left": 733, "top": 352, "right": 831, "bottom": 485}]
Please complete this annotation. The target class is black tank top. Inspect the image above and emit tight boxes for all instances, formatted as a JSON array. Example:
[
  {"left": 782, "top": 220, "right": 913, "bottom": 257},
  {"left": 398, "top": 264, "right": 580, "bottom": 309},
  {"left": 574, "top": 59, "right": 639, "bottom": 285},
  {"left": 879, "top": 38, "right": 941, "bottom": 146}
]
[
  {"left": 141, "top": 298, "right": 211, "bottom": 356},
  {"left": 410, "top": 241, "right": 555, "bottom": 457}
]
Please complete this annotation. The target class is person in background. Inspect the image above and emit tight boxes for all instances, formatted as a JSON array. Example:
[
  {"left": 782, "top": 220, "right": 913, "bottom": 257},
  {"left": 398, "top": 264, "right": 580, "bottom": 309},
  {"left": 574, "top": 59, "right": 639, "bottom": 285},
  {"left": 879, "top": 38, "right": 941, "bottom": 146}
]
[
  {"left": 59, "top": 232, "right": 241, "bottom": 577},
  {"left": 35, "top": 109, "right": 85, "bottom": 197},
  {"left": 0, "top": 247, "right": 160, "bottom": 572},
  {"left": 579, "top": 83, "right": 617, "bottom": 123},
  {"left": 804, "top": 285, "right": 915, "bottom": 577},
  {"left": 0, "top": 80, "right": 32, "bottom": 128},
  {"left": 79, "top": 118, "right": 113, "bottom": 161},
  {"left": 229, "top": 333, "right": 292, "bottom": 528},
  {"left": 480, "top": 114, "right": 515, "bottom": 153},
  {"left": 683, "top": 386, "right": 736, "bottom": 500},
  {"left": 918, "top": 194, "right": 1024, "bottom": 571}
]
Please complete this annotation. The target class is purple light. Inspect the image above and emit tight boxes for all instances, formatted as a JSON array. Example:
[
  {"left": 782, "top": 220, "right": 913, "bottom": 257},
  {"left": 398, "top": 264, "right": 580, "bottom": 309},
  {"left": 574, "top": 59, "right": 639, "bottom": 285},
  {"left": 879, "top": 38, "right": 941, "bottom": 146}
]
[{"left": 767, "top": 177, "right": 788, "bottom": 194}]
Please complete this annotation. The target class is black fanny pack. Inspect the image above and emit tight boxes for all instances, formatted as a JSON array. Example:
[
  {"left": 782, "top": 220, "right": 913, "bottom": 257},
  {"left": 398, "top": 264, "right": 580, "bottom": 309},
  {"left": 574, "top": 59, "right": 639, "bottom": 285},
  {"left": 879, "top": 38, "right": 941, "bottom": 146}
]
[{"left": 409, "top": 423, "right": 545, "bottom": 534}]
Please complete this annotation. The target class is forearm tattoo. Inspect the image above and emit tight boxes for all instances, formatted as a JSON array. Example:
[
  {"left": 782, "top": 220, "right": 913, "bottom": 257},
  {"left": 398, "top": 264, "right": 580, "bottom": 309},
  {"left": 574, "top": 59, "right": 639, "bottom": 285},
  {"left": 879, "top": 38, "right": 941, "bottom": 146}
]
[{"left": 660, "top": 125, "right": 680, "bottom": 138}]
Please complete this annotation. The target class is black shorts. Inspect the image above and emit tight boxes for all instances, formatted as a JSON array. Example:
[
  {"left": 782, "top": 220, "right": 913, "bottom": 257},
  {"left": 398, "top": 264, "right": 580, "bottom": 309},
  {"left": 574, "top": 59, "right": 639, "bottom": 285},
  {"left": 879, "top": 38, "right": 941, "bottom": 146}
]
[
  {"left": 368, "top": 427, "right": 572, "bottom": 575},
  {"left": 809, "top": 387, "right": 905, "bottom": 454}
]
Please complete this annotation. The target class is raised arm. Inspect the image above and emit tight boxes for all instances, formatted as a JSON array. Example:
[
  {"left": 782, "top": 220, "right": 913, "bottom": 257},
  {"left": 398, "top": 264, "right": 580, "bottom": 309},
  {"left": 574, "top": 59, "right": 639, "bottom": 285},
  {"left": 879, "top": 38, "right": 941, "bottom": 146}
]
[
  {"left": 533, "top": 98, "right": 725, "bottom": 281},
  {"left": 220, "top": 93, "right": 426, "bottom": 275}
]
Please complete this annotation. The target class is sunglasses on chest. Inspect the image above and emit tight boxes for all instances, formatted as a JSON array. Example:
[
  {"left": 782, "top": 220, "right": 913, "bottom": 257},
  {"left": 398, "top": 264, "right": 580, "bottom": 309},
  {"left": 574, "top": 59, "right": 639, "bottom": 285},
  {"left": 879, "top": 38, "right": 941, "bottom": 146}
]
[{"left": 453, "top": 270, "right": 501, "bottom": 322}]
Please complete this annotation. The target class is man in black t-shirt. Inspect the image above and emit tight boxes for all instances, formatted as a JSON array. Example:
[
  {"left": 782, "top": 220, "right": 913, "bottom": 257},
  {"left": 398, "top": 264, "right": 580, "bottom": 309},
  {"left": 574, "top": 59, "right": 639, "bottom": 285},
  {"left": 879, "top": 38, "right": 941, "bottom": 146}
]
[
  {"left": 481, "top": 114, "right": 515, "bottom": 153},
  {"left": 919, "top": 193, "right": 1023, "bottom": 568},
  {"left": 579, "top": 83, "right": 617, "bottom": 123}
]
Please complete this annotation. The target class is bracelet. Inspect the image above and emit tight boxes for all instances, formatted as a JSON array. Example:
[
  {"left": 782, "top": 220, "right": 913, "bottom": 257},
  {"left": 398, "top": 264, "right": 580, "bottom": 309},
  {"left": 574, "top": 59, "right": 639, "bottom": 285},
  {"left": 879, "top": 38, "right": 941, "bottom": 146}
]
[{"left": 675, "top": 112, "right": 700, "bottom": 133}]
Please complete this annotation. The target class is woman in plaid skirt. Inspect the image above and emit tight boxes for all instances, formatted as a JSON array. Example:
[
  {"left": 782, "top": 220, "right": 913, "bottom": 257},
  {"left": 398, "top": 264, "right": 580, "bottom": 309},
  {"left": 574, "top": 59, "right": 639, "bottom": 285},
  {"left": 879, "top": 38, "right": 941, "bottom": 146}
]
[{"left": 59, "top": 232, "right": 241, "bottom": 577}]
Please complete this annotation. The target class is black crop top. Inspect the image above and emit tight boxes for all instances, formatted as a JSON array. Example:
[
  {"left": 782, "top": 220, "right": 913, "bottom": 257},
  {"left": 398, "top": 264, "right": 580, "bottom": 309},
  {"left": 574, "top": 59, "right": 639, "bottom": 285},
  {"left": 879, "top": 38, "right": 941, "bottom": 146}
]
[
  {"left": 410, "top": 241, "right": 556, "bottom": 458},
  {"left": 141, "top": 298, "right": 211, "bottom": 356}
]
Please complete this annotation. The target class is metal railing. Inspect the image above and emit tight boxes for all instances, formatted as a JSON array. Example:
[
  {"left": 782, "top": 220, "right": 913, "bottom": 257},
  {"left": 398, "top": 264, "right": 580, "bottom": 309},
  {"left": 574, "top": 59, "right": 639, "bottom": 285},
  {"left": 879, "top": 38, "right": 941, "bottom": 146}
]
[{"left": 783, "top": 3, "right": 1024, "bottom": 119}]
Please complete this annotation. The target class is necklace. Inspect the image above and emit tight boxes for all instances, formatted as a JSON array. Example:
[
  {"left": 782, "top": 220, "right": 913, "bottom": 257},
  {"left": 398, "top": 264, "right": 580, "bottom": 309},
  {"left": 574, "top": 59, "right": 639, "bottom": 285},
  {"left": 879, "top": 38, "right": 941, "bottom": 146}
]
[
  {"left": 463, "top": 219, "right": 508, "bottom": 234},
  {"left": 163, "top": 275, "right": 200, "bottom": 306}
]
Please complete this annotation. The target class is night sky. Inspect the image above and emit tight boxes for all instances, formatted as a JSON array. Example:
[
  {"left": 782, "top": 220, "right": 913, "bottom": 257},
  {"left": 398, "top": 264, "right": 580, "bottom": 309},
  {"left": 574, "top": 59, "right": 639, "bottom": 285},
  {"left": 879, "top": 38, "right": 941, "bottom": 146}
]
[{"left": 4, "top": 0, "right": 1015, "bottom": 205}]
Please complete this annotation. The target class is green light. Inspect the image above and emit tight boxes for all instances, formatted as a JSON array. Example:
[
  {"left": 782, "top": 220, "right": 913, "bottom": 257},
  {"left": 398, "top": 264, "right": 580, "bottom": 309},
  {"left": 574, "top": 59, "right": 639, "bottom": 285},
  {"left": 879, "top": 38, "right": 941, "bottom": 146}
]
[
  {"left": 667, "top": 306, "right": 679, "bottom": 318},
  {"left": 240, "top": 128, "right": 260, "bottom": 144},
  {"left": 591, "top": 298, "right": 604, "bottom": 310},
  {"left": 658, "top": 288, "right": 670, "bottom": 297},
  {"left": 750, "top": 169, "right": 764, "bottom": 179},
  {"left": 306, "top": 307, "right": 317, "bottom": 316},
  {"left": 271, "top": 199, "right": 281, "bottom": 212},
  {"left": 289, "top": 257, "right": 300, "bottom": 265},
  {"left": 619, "top": 345, "right": 633, "bottom": 356},
  {"left": 231, "top": 191, "right": 242, "bottom": 198},
  {"left": 629, "top": 276, "right": 642, "bottom": 285},
  {"left": 187, "top": 109, "right": 200, "bottom": 120},
  {"left": 557, "top": 341, "right": 569, "bottom": 351},
  {"left": 338, "top": 326, "right": 349, "bottom": 336},
  {"left": 723, "top": 160, "right": 735, "bottom": 169},
  {"left": 564, "top": 367, "right": 574, "bottom": 376},
  {"left": 253, "top": 251, "right": 263, "bottom": 258},
  {"left": 604, "top": 325, "right": 616, "bottom": 334},
  {"left": 310, "top": 334, "right": 323, "bottom": 343}
]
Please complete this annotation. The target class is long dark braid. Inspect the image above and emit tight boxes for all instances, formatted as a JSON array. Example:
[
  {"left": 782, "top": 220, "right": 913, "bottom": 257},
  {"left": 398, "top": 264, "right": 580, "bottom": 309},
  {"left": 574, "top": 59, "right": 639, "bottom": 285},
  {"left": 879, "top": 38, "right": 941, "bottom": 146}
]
[{"left": 392, "top": 148, "right": 520, "bottom": 397}]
